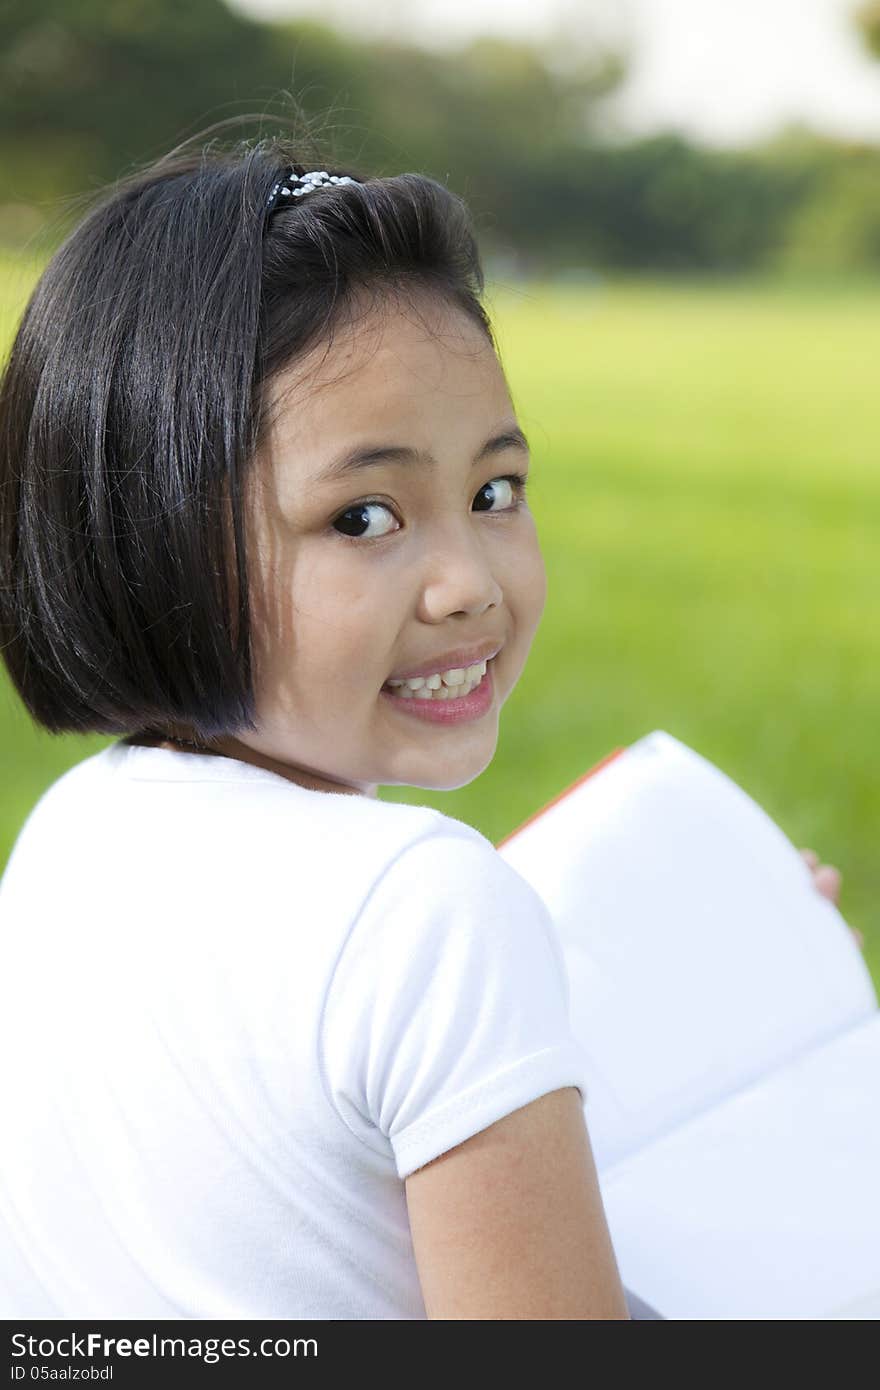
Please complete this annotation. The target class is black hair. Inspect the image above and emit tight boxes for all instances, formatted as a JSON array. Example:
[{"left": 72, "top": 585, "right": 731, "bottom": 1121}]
[{"left": 0, "top": 119, "right": 495, "bottom": 745}]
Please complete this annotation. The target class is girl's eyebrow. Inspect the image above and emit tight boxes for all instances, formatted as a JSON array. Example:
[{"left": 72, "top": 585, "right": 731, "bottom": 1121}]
[{"left": 313, "top": 424, "right": 531, "bottom": 485}]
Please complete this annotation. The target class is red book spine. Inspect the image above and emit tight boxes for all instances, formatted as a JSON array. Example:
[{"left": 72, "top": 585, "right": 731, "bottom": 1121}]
[{"left": 494, "top": 747, "right": 627, "bottom": 850}]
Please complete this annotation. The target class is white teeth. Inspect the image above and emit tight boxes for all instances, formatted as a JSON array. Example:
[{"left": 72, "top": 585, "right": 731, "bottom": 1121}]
[
  {"left": 387, "top": 657, "right": 492, "bottom": 701},
  {"left": 386, "top": 658, "right": 489, "bottom": 693}
]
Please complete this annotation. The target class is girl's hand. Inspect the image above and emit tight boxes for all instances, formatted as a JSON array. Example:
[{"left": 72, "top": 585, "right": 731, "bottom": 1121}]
[{"left": 800, "top": 848, "right": 865, "bottom": 951}]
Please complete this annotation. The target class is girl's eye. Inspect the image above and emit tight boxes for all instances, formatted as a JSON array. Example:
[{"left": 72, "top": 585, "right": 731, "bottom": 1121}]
[
  {"left": 472, "top": 473, "right": 529, "bottom": 514},
  {"left": 330, "top": 473, "right": 529, "bottom": 543}
]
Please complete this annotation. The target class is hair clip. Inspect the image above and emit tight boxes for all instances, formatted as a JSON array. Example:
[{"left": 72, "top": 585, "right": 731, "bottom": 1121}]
[{"left": 266, "top": 167, "right": 359, "bottom": 215}]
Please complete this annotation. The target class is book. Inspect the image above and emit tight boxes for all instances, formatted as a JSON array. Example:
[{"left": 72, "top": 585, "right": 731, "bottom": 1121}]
[{"left": 495, "top": 730, "right": 880, "bottom": 1320}]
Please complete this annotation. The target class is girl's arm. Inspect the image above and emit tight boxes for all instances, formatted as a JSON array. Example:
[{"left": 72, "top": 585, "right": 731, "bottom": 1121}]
[{"left": 405, "top": 1086, "right": 630, "bottom": 1320}]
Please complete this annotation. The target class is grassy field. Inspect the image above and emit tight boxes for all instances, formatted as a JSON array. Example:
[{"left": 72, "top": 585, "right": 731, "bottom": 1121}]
[{"left": 1, "top": 255, "right": 877, "bottom": 989}]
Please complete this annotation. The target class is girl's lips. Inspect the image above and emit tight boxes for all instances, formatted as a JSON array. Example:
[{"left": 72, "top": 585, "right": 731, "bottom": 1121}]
[
  {"left": 380, "top": 655, "right": 496, "bottom": 724},
  {"left": 382, "top": 642, "right": 503, "bottom": 685}
]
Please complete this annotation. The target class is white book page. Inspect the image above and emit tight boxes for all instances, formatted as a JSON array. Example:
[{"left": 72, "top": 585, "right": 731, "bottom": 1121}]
[
  {"left": 597, "top": 1011, "right": 880, "bottom": 1319},
  {"left": 498, "top": 731, "right": 877, "bottom": 1168}
]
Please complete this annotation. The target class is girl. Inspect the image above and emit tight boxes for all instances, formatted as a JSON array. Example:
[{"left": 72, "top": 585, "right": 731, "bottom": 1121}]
[{"left": 0, "top": 132, "right": 845, "bottom": 1321}]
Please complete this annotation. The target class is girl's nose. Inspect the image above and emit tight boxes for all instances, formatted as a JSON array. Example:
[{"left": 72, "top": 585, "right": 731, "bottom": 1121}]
[{"left": 416, "top": 526, "right": 504, "bottom": 620}]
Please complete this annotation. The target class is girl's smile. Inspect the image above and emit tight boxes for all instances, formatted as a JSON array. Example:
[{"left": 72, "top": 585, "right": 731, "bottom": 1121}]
[{"left": 380, "top": 650, "right": 499, "bottom": 723}]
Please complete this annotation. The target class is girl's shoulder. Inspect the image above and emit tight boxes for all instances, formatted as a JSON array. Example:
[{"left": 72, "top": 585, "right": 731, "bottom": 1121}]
[{"left": 19, "top": 736, "right": 491, "bottom": 862}]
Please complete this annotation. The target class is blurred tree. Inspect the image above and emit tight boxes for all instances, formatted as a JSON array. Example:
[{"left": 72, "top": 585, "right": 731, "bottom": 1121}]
[
  {"left": 0, "top": 0, "right": 627, "bottom": 257},
  {"left": 853, "top": 0, "right": 880, "bottom": 57},
  {"left": 0, "top": 0, "right": 302, "bottom": 212},
  {"left": 777, "top": 144, "right": 880, "bottom": 271},
  {"left": 496, "top": 133, "right": 812, "bottom": 272},
  {"left": 1, "top": 0, "right": 878, "bottom": 273},
  {"left": 358, "top": 33, "right": 626, "bottom": 235}
]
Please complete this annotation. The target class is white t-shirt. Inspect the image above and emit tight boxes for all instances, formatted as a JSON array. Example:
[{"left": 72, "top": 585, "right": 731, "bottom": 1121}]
[{"left": 0, "top": 739, "right": 589, "bottom": 1320}]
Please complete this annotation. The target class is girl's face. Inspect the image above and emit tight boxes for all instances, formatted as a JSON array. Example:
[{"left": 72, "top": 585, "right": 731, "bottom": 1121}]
[{"left": 211, "top": 290, "right": 546, "bottom": 797}]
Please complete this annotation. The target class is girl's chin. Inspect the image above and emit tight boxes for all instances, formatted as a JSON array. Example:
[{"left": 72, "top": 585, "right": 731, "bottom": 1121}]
[{"left": 387, "top": 745, "right": 500, "bottom": 793}]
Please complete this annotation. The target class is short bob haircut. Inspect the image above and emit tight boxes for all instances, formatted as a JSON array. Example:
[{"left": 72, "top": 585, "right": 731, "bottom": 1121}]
[{"left": 0, "top": 118, "right": 496, "bottom": 745}]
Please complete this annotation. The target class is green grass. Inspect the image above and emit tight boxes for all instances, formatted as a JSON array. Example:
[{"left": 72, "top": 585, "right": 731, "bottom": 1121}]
[{"left": 1, "top": 258, "right": 878, "bottom": 990}]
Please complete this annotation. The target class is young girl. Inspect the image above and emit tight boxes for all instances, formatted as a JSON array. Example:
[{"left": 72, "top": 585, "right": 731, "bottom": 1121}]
[{"left": 0, "top": 134, "right": 845, "bottom": 1321}]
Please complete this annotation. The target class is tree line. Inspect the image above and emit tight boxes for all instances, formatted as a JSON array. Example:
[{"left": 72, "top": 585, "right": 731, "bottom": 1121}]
[{"left": 2, "top": 0, "right": 879, "bottom": 274}]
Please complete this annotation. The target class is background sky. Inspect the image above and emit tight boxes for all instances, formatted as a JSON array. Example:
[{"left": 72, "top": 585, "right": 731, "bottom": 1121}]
[{"left": 230, "top": 0, "right": 880, "bottom": 147}]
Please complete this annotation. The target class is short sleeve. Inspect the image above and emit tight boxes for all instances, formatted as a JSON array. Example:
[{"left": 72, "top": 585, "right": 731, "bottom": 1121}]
[{"left": 319, "top": 827, "right": 590, "bottom": 1180}]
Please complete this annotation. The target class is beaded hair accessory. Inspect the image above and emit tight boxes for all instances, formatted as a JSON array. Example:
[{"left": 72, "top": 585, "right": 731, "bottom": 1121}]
[{"left": 266, "top": 165, "right": 359, "bottom": 216}]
